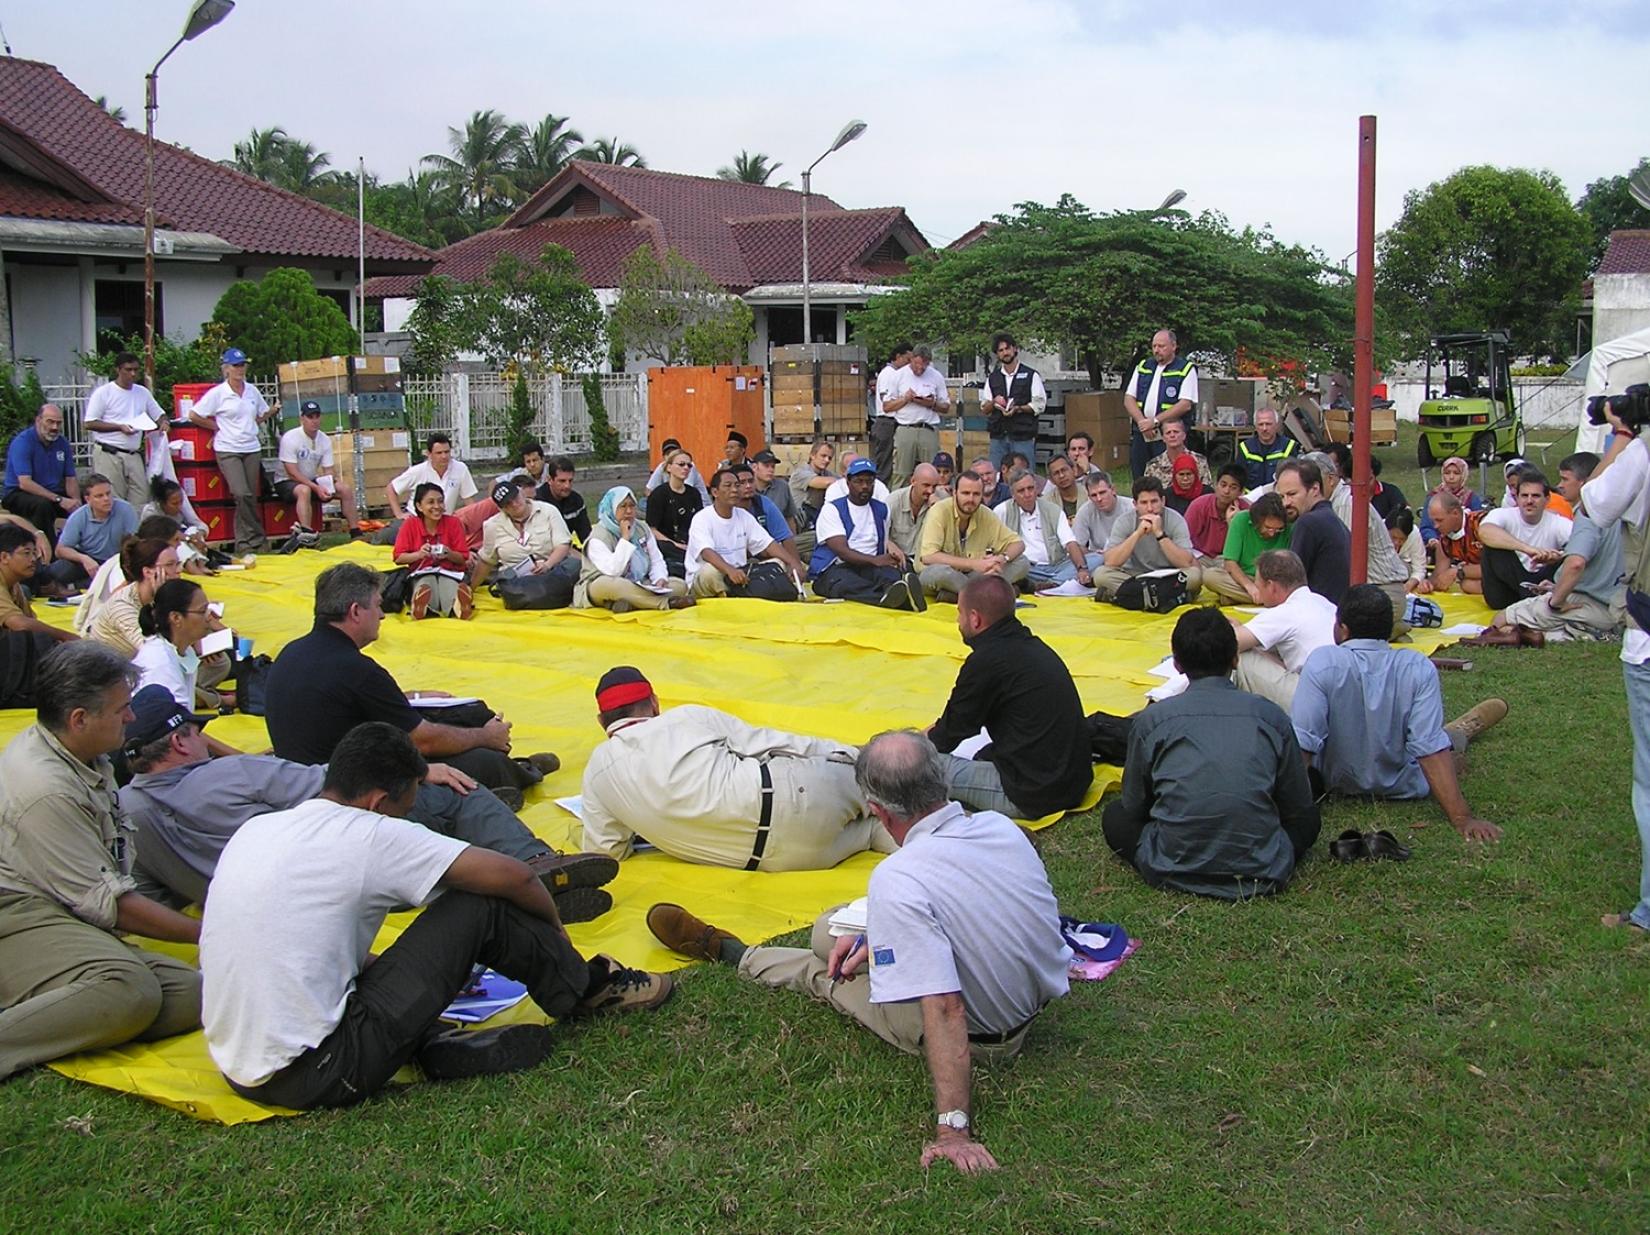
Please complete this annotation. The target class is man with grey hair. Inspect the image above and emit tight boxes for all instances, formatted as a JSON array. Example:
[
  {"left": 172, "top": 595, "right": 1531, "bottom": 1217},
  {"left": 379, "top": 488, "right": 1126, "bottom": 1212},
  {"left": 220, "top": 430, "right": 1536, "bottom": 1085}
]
[
  {"left": 886, "top": 346, "right": 949, "bottom": 488},
  {"left": 0, "top": 641, "right": 202, "bottom": 1082},
  {"left": 646, "top": 727, "right": 1070, "bottom": 1176},
  {"left": 1228, "top": 550, "right": 1338, "bottom": 710},
  {"left": 1238, "top": 406, "right": 1298, "bottom": 488}
]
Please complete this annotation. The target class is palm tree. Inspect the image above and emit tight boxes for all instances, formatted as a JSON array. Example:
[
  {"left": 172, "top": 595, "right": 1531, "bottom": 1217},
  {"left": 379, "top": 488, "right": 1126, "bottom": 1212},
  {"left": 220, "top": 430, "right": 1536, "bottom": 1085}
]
[
  {"left": 717, "top": 150, "right": 789, "bottom": 187},
  {"left": 229, "top": 126, "right": 291, "bottom": 182},
  {"left": 94, "top": 95, "right": 127, "bottom": 124},
  {"left": 273, "top": 140, "right": 334, "bottom": 193},
  {"left": 514, "top": 113, "right": 583, "bottom": 198},
  {"left": 422, "top": 109, "right": 526, "bottom": 228},
  {"left": 574, "top": 137, "right": 647, "bottom": 168}
]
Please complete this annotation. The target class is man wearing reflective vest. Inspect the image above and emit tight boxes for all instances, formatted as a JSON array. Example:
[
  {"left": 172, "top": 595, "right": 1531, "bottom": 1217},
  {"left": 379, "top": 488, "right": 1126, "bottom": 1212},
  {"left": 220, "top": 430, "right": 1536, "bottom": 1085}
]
[
  {"left": 1124, "top": 329, "right": 1199, "bottom": 480},
  {"left": 808, "top": 459, "right": 925, "bottom": 610},
  {"left": 1238, "top": 407, "right": 1299, "bottom": 489}
]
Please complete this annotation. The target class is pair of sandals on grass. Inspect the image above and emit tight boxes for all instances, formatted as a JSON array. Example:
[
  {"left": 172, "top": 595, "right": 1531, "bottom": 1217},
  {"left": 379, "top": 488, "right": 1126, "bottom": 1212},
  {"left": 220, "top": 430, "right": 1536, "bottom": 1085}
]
[{"left": 1328, "top": 828, "right": 1411, "bottom": 863}]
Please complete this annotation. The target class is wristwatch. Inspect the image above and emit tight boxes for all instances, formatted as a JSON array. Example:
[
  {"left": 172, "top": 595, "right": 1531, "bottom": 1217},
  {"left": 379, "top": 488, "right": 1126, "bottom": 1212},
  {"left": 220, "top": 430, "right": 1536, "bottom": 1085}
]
[{"left": 936, "top": 1109, "right": 970, "bottom": 1132}]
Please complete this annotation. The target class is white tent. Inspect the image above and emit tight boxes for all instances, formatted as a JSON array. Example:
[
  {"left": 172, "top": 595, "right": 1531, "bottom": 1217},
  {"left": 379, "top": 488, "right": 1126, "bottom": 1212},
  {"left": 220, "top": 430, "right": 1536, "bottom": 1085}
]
[{"left": 1575, "top": 326, "right": 1650, "bottom": 454}]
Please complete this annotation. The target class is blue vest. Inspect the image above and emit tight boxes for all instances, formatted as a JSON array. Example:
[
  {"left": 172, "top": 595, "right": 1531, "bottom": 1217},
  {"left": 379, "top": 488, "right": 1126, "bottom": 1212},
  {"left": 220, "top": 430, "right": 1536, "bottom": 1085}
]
[
  {"left": 808, "top": 495, "right": 888, "bottom": 578},
  {"left": 1132, "top": 356, "right": 1195, "bottom": 414}
]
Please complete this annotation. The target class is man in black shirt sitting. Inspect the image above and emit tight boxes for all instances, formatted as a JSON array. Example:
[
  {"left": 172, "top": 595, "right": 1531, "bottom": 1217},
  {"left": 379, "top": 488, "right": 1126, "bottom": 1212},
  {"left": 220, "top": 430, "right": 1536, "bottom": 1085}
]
[
  {"left": 537, "top": 454, "right": 592, "bottom": 544},
  {"left": 927, "top": 574, "right": 1091, "bottom": 819},
  {"left": 265, "top": 563, "right": 559, "bottom": 798},
  {"left": 1101, "top": 606, "right": 1320, "bottom": 899},
  {"left": 1273, "top": 458, "right": 1350, "bottom": 603}
]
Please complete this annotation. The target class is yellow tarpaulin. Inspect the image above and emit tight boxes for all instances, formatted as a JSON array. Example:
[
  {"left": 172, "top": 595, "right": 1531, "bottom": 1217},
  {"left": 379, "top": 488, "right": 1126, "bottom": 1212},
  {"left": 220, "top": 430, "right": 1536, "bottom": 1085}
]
[{"left": 3, "top": 544, "right": 1492, "bottom": 1122}]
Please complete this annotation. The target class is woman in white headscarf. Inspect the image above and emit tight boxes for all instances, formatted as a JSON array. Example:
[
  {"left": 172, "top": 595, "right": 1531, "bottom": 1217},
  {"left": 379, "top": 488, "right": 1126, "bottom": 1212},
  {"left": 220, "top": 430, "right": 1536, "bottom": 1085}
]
[{"left": 575, "top": 486, "right": 694, "bottom": 613}]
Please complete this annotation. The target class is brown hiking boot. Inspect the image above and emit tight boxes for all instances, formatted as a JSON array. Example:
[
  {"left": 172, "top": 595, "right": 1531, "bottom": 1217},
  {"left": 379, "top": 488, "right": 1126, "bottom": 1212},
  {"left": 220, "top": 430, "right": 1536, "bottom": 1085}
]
[
  {"left": 1466, "top": 625, "right": 1522, "bottom": 647},
  {"left": 1444, "top": 698, "right": 1509, "bottom": 746},
  {"left": 576, "top": 955, "right": 674, "bottom": 1014},
  {"left": 646, "top": 902, "right": 742, "bottom": 965},
  {"left": 1517, "top": 625, "right": 1547, "bottom": 647},
  {"left": 526, "top": 851, "right": 619, "bottom": 893},
  {"left": 524, "top": 752, "right": 560, "bottom": 776}
]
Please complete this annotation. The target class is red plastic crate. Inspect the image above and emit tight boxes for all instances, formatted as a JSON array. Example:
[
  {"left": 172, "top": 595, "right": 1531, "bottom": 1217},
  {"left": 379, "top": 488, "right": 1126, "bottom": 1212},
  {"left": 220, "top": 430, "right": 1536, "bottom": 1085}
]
[
  {"left": 259, "top": 499, "right": 321, "bottom": 538},
  {"left": 168, "top": 422, "right": 217, "bottom": 464},
  {"left": 195, "top": 502, "right": 234, "bottom": 544},
  {"left": 176, "top": 460, "right": 228, "bottom": 503}
]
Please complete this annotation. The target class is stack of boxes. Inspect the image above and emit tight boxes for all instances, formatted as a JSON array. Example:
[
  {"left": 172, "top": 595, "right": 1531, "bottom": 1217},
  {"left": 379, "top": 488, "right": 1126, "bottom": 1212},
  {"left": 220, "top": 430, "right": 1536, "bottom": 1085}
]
[
  {"left": 169, "top": 382, "right": 233, "bottom": 543},
  {"left": 1063, "top": 391, "right": 1134, "bottom": 472},
  {"left": 276, "top": 356, "right": 412, "bottom": 516},
  {"left": 768, "top": 344, "right": 871, "bottom": 467}
]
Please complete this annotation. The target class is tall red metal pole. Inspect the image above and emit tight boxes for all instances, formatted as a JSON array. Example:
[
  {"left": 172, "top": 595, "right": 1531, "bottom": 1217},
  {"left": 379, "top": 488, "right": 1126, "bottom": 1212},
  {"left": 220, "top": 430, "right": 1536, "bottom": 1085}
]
[{"left": 1350, "top": 115, "right": 1377, "bottom": 585}]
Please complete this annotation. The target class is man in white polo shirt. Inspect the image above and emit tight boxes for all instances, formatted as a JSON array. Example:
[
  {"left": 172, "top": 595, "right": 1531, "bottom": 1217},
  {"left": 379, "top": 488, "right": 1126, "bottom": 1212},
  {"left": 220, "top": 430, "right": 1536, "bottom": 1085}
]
[
  {"left": 886, "top": 346, "right": 949, "bottom": 488},
  {"left": 81, "top": 351, "right": 163, "bottom": 509},
  {"left": 1229, "top": 549, "right": 1338, "bottom": 710},
  {"left": 276, "top": 401, "right": 361, "bottom": 539},
  {"left": 993, "top": 469, "right": 1095, "bottom": 590},
  {"left": 684, "top": 466, "right": 795, "bottom": 599},
  {"left": 386, "top": 432, "right": 477, "bottom": 522},
  {"left": 647, "top": 729, "right": 1069, "bottom": 1175}
]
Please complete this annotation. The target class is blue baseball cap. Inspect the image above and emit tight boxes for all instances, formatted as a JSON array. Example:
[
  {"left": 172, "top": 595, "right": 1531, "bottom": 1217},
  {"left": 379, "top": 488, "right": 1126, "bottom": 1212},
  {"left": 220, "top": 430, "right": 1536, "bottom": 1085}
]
[
  {"left": 221, "top": 347, "right": 249, "bottom": 365},
  {"left": 846, "top": 458, "right": 878, "bottom": 477},
  {"left": 122, "top": 684, "right": 211, "bottom": 757}
]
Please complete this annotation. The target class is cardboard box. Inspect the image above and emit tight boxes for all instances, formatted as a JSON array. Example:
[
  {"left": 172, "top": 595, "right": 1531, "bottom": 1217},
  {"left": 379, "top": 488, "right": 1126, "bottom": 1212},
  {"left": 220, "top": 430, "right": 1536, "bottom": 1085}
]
[
  {"left": 278, "top": 355, "right": 400, "bottom": 385},
  {"left": 1323, "top": 409, "right": 1398, "bottom": 446},
  {"left": 1064, "top": 391, "right": 1131, "bottom": 442}
]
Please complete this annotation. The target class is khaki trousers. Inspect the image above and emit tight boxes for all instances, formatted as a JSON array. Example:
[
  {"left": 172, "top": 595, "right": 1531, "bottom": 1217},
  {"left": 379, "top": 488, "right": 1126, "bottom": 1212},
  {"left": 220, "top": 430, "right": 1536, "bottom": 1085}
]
[
  {"left": 917, "top": 556, "right": 1030, "bottom": 599},
  {"left": 0, "top": 891, "right": 201, "bottom": 1081},
  {"left": 1233, "top": 649, "right": 1301, "bottom": 711},
  {"left": 589, "top": 574, "right": 688, "bottom": 611},
  {"left": 1201, "top": 564, "right": 1255, "bottom": 604},
  {"left": 1500, "top": 591, "right": 1624, "bottom": 642},
  {"left": 892, "top": 424, "right": 938, "bottom": 489},
  {"left": 739, "top": 908, "right": 1028, "bottom": 1063},
  {"left": 93, "top": 445, "right": 150, "bottom": 510}
]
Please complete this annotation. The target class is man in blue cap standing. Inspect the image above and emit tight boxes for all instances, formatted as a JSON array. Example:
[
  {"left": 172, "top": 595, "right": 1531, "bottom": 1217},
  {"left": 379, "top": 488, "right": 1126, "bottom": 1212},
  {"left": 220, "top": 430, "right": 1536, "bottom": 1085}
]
[{"left": 187, "top": 348, "right": 280, "bottom": 552}]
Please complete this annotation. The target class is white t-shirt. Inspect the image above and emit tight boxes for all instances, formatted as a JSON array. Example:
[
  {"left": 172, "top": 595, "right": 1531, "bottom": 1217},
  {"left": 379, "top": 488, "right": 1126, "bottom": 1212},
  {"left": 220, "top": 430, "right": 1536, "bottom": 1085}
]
[
  {"left": 84, "top": 381, "right": 163, "bottom": 451},
  {"left": 814, "top": 496, "right": 883, "bottom": 556},
  {"left": 390, "top": 458, "right": 478, "bottom": 511},
  {"left": 131, "top": 635, "right": 199, "bottom": 708},
  {"left": 892, "top": 365, "right": 949, "bottom": 427},
  {"left": 1580, "top": 437, "right": 1650, "bottom": 664},
  {"left": 875, "top": 363, "right": 907, "bottom": 416},
  {"left": 277, "top": 426, "right": 334, "bottom": 481},
  {"left": 200, "top": 800, "right": 469, "bottom": 1087},
  {"left": 1482, "top": 506, "right": 1573, "bottom": 573},
  {"left": 824, "top": 475, "right": 891, "bottom": 504},
  {"left": 866, "top": 802, "right": 1070, "bottom": 1036},
  {"left": 193, "top": 380, "right": 269, "bottom": 454},
  {"left": 1241, "top": 585, "right": 1339, "bottom": 673},
  {"left": 684, "top": 504, "right": 774, "bottom": 574}
]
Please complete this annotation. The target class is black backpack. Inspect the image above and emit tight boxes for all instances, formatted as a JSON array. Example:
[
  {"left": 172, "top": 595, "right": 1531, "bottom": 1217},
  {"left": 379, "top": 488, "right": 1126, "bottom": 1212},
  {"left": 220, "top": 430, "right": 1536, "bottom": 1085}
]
[
  {"left": 493, "top": 569, "right": 575, "bottom": 611},
  {"left": 1112, "top": 571, "right": 1188, "bottom": 614}
]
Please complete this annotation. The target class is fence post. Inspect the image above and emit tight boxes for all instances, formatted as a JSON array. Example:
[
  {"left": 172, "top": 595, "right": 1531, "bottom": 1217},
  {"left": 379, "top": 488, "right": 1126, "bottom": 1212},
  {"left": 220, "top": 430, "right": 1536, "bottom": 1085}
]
[
  {"left": 450, "top": 372, "right": 471, "bottom": 458},
  {"left": 636, "top": 372, "right": 649, "bottom": 450},
  {"left": 549, "top": 373, "right": 565, "bottom": 453}
]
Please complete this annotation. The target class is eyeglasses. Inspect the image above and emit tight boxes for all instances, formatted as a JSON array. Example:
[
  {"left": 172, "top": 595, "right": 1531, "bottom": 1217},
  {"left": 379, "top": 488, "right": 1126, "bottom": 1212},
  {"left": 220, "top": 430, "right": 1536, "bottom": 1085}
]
[{"left": 184, "top": 605, "right": 211, "bottom": 616}]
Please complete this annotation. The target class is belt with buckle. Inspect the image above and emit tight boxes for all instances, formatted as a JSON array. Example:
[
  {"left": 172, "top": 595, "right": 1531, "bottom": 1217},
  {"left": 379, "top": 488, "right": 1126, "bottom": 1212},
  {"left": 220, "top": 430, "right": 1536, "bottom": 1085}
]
[
  {"left": 96, "top": 443, "right": 142, "bottom": 456},
  {"left": 745, "top": 762, "right": 776, "bottom": 871},
  {"left": 967, "top": 1010, "right": 1039, "bottom": 1045}
]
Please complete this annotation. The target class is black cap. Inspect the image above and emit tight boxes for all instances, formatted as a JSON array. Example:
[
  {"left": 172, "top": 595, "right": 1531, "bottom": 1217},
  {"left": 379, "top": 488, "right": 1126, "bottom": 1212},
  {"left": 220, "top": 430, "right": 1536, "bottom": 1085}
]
[
  {"left": 490, "top": 478, "right": 520, "bottom": 507},
  {"left": 300, "top": 400, "right": 322, "bottom": 417},
  {"left": 932, "top": 451, "right": 956, "bottom": 470},
  {"left": 123, "top": 684, "right": 211, "bottom": 757},
  {"left": 751, "top": 449, "right": 779, "bottom": 465}
]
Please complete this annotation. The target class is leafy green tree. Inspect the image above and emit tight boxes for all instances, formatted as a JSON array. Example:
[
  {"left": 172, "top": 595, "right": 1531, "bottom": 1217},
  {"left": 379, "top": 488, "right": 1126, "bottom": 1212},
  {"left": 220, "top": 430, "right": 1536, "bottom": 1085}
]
[
  {"left": 229, "top": 126, "right": 292, "bottom": 182},
  {"left": 505, "top": 371, "right": 538, "bottom": 463},
  {"left": 210, "top": 269, "right": 359, "bottom": 368},
  {"left": 608, "top": 247, "right": 754, "bottom": 366},
  {"left": 575, "top": 137, "right": 646, "bottom": 168},
  {"left": 583, "top": 372, "right": 620, "bottom": 461},
  {"left": 455, "top": 245, "right": 605, "bottom": 372},
  {"left": 0, "top": 364, "right": 50, "bottom": 443},
  {"left": 1577, "top": 158, "right": 1650, "bottom": 267},
  {"left": 851, "top": 196, "right": 1352, "bottom": 385},
  {"left": 1377, "top": 166, "right": 1592, "bottom": 361},
  {"left": 717, "top": 151, "right": 788, "bottom": 187},
  {"left": 422, "top": 109, "right": 525, "bottom": 229},
  {"left": 515, "top": 113, "right": 583, "bottom": 198},
  {"left": 273, "top": 140, "right": 334, "bottom": 193},
  {"left": 403, "top": 275, "right": 466, "bottom": 375}
]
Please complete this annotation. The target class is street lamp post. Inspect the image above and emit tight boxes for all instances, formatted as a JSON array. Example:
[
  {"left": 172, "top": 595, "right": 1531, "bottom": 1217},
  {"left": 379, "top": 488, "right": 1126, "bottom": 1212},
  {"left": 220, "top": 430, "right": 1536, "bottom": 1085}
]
[
  {"left": 800, "top": 119, "right": 866, "bottom": 347},
  {"left": 144, "top": 0, "right": 235, "bottom": 389}
]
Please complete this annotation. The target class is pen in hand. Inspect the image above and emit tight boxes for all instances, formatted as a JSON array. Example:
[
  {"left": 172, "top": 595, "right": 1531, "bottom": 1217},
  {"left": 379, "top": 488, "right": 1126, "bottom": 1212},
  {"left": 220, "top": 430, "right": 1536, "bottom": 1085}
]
[{"left": 831, "top": 933, "right": 866, "bottom": 988}]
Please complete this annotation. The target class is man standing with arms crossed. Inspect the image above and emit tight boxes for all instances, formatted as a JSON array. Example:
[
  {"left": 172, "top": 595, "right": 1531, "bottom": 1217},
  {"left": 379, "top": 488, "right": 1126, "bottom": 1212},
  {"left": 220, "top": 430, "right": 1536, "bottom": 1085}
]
[{"left": 1124, "top": 329, "right": 1198, "bottom": 480}]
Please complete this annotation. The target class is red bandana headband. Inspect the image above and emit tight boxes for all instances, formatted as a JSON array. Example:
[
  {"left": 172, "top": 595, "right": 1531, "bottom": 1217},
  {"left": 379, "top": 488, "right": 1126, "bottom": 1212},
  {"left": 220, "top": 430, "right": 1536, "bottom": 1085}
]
[{"left": 596, "top": 679, "right": 653, "bottom": 711}]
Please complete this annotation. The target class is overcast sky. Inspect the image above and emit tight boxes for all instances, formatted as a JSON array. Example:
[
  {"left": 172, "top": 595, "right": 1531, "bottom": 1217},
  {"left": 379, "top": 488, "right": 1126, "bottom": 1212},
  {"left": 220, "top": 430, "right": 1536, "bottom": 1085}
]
[{"left": 11, "top": 0, "right": 1649, "bottom": 257}]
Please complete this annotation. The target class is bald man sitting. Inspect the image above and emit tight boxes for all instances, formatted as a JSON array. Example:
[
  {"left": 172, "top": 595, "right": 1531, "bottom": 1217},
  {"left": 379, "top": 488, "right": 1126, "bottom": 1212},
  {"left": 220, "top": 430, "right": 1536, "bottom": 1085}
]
[{"left": 580, "top": 667, "right": 895, "bottom": 870}]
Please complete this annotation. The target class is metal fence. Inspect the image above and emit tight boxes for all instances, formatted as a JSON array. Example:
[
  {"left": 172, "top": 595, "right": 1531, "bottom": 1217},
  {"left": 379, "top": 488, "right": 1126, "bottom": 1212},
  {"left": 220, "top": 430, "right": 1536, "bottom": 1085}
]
[{"left": 402, "top": 371, "right": 648, "bottom": 463}]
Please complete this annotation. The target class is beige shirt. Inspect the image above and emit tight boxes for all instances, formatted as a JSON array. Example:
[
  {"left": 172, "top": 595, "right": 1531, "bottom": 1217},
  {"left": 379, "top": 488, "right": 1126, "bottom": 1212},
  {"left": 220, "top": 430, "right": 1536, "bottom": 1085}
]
[
  {"left": 916, "top": 497, "right": 1023, "bottom": 567},
  {"left": 580, "top": 705, "right": 880, "bottom": 871},
  {"left": 89, "top": 585, "right": 145, "bottom": 656},
  {"left": 479, "top": 501, "right": 572, "bottom": 571},
  {"left": 0, "top": 579, "right": 33, "bottom": 629},
  {"left": 886, "top": 485, "right": 933, "bottom": 558},
  {"left": 0, "top": 724, "right": 134, "bottom": 930}
]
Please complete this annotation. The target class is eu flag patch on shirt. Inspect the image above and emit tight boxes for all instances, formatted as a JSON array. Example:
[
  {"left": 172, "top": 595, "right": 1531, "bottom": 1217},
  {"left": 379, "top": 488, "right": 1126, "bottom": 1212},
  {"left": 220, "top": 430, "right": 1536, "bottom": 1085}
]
[{"left": 873, "top": 946, "right": 895, "bottom": 967}]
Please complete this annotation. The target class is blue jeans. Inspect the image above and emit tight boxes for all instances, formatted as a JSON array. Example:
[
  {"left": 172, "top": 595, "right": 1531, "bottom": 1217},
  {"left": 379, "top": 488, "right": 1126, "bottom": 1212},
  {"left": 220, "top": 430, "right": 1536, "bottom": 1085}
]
[
  {"left": 942, "top": 754, "right": 1027, "bottom": 818},
  {"left": 1623, "top": 660, "right": 1650, "bottom": 929},
  {"left": 1027, "top": 553, "right": 1103, "bottom": 590},
  {"left": 989, "top": 436, "right": 1036, "bottom": 473},
  {"left": 1129, "top": 428, "right": 1165, "bottom": 480}
]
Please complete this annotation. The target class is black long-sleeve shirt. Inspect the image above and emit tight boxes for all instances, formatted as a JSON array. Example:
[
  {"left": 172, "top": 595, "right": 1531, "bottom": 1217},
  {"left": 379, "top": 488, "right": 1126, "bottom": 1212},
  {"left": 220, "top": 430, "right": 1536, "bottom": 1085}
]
[
  {"left": 1109, "top": 676, "right": 1320, "bottom": 899},
  {"left": 930, "top": 616, "right": 1092, "bottom": 817}
]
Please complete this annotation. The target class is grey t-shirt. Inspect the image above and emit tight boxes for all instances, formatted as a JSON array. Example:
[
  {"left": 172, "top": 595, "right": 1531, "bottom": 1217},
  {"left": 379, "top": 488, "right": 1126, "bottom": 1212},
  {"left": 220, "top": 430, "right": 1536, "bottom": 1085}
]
[
  {"left": 1567, "top": 512, "right": 1625, "bottom": 604},
  {"left": 1104, "top": 504, "right": 1193, "bottom": 572},
  {"left": 788, "top": 464, "right": 834, "bottom": 524},
  {"left": 759, "top": 478, "right": 795, "bottom": 523},
  {"left": 1073, "top": 495, "right": 1134, "bottom": 553}
]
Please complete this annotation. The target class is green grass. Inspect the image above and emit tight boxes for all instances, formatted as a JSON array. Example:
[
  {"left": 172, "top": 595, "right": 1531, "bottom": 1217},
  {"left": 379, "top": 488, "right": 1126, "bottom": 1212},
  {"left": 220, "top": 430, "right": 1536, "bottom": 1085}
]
[{"left": 4, "top": 428, "right": 1647, "bottom": 1232}]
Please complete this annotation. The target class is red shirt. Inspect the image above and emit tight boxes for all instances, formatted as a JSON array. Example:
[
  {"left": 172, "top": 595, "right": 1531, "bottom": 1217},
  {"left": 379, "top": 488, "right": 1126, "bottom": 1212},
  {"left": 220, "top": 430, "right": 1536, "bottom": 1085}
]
[
  {"left": 393, "top": 513, "right": 469, "bottom": 575},
  {"left": 1184, "top": 492, "right": 1249, "bottom": 558}
]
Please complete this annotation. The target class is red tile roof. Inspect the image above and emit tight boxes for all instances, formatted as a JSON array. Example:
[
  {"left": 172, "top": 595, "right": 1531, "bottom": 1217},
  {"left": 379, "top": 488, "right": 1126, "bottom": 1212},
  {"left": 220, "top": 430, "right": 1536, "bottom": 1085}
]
[
  {"left": 368, "top": 162, "right": 926, "bottom": 299},
  {"left": 364, "top": 216, "right": 658, "bottom": 298},
  {"left": 0, "top": 57, "right": 434, "bottom": 269},
  {"left": 0, "top": 168, "right": 144, "bottom": 224},
  {"left": 1598, "top": 230, "right": 1650, "bottom": 276}
]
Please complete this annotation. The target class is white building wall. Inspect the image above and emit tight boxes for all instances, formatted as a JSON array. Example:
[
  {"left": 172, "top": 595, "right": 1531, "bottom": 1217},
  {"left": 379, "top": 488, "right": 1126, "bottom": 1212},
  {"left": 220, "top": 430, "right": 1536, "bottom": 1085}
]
[
  {"left": 8, "top": 263, "right": 83, "bottom": 379},
  {"left": 1595, "top": 273, "right": 1650, "bottom": 345}
]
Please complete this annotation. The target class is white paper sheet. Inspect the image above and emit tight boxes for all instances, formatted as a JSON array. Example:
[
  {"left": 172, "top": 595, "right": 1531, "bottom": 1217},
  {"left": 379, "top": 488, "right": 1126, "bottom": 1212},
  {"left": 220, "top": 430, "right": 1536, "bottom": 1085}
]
[{"left": 1035, "top": 579, "right": 1098, "bottom": 598}]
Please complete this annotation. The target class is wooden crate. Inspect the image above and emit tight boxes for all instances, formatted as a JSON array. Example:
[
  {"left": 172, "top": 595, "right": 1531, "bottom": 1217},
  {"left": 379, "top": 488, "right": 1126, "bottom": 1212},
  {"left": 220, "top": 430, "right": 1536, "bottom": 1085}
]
[
  {"left": 1322, "top": 408, "right": 1398, "bottom": 447},
  {"left": 818, "top": 360, "right": 866, "bottom": 379},
  {"left": 820, "top": 405, "right": 867, "bottom": 435},
  {"left": 770, "top": 344, "right": 867, "bottom": 365},
  {"left": 771, "top": 406, "right": 816, "bottom": 436},
  {"left": 278, "top": 355, "right": 401, "bottom": 384}
]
